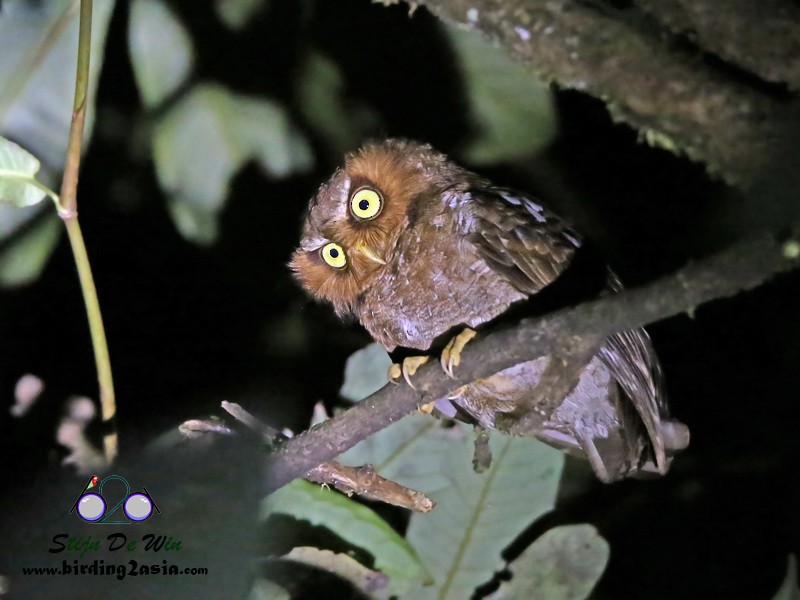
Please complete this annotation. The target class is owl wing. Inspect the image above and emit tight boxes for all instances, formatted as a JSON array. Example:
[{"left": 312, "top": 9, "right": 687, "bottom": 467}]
[
  {"left": 599, "top": 273, "right": 668, "bottom": 471},
  {"left": 467, "top": 187, "right": 581, "bottom": 294},
  {"left": 469, "top": 187, "right": 667, "bottom": 472}
]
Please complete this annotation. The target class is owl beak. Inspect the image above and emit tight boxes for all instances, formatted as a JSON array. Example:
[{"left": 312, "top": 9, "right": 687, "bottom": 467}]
[{"left": 354, "top": 241, "right": 386, "bottom": 265}]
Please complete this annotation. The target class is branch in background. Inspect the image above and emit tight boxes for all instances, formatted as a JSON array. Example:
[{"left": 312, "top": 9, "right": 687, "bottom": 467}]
[
  {"left": 397, "top": 0, "right": 800, "bottom": 185},
  {"left": 266, "top": 226, "right": 800, "bottom": 492},
  {"left": 221, "top": 402, "right": 434, "bottom": 512}
]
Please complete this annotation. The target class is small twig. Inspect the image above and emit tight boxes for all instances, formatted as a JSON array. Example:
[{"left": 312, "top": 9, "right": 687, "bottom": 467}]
[
  {"left": 221, "top": 401, "right": 434, "bottom": 512},
  {"left": 306, "top": 463, "right": 435, "bottom": 512}
]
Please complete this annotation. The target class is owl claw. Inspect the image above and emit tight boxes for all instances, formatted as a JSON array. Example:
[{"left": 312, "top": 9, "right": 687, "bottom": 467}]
[
  {"left": 388, "top": 356, "right": 430, "bottom": 389},
  {"left": 440, "top": 328, "right": 477, "bottom": 378}
]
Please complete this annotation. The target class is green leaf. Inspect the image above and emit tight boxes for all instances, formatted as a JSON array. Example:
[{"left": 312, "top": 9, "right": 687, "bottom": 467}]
[
  {"left": 245, "top": 578, "right": 290, "bottom": 600},
  {"left": 339, "top": 343, "right": 393, "bottom": 402},
  {"left": 165, "top": 195, "right": 220, "bottom": 245},
  {"left": 128, "top": 0, "right": 195, "bottom": 109},
  {"left": 446, "top": 26, "right": 556, "bottom": 165},
  {"left": 296, "top": 51, "right": 378, "bottom": 155},
  {"left": 0, "top": 0, "right": 115, "bottom": 170},
  {"left": 284, "top": 547, "right": 391, "bottom": 599},
  {"left": 152, "top": 82, "right": 312, "bottom": 244},
  {"left": 341, "top": 415, "right": 563, "bottom": 599},
  {"left": 215, "top": 0, "right": 268, "bottom": 31},
  {"left": 262, "top": 479, "right": 426, "bottom": 595},
  {"left": 774, "top": 555, "right": 800, "bottom": 600},
  {"left": 0, "top": 212, "right": 62, "bottom": 288},
  {"left": 487, "top": 524, "right": 609, "bottom": 600},
  {"left": 0, "top": 137, "right": 46, "bottom": 207}
]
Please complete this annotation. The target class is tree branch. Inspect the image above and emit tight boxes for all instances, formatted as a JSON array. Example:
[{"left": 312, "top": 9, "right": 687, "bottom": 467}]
[
  {"left": 266, "top": 227, "right": 800, "bottom": 492},
  {"left": 396, "top": 0, "right": 800, "bottom": 185},
  {"left": 220, "top": 402, "right": 435, "bottom": 511}
]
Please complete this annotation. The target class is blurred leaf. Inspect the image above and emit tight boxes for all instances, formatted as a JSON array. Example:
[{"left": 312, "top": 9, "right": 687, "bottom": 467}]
[
  {"left": 0, "top": 137, "right": 47, "bottom": 207},
  {"left": 165, "top": 194, "right": 219, "bottom": 245},
  {"left": 215, "top": 0, "right": 268, "bottom": 31},
  {"left": 446, "top": 26, "right": 556, "bottom": 165},
  {"left": 0, "top": 204, "right": 43, "bottom": 241},
  {"left": 245, "top": 578, "right": 290, "bottom": 600},
  {"left": 262, "top": 479, "right": 426, "bottom": 595},
  {"left": 339, "top": 343, "right": 392, "bottom": 402},
  {"left": 297, "top": 51, "right": 378, "bottom": 156},
  {"left": 0, "top": 212, "right": 61, "bottom": 287},
  {"left": 0, "top": 0, "right": 115, "bottom": 171},
  {"left": 152, "top": 82, "right": 312, "bottom": 244},
  {"left": 487, "top": 524, "right": 609, "bottom": 600},
  {"left": 774, "top": 555, "right": 800, "bottom": 600},
  {"left": 341, "top": 414, "right": 563, "bottom": 600},
  {"left": 284, "top": 547, "right": 391, "bottom": 599},
  {"left": 128, "top": 0, "right": 195, "bottom": 109}
]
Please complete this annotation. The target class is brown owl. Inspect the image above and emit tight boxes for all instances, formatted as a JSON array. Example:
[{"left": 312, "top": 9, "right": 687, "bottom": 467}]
[{"left": 291, "top": 138, "right": 689, "bottom": 482}]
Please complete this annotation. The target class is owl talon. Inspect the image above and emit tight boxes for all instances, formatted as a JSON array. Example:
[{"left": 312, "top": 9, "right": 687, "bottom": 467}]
[
  {"left": 387, "top": 363, "right": 402, "bottom": 384},
  {"left": 446, "top": 385, "right": 468, "bottom": 400},
  {"left": 402, "top": 356, "right": 430, "bottom": 388},
  {"left": 440, "top": 328, "right": 477, "bottom": 378},
  {"left": 388, "top": 356, "right": 430, "bottom": 389}
]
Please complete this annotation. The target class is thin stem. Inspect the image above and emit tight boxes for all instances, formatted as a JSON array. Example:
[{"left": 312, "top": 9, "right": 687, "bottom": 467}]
[
  {"left": 64, "top": 219, "right": 116, "bottom": 459},
  {"left": 57, "top": 0, "right": 118, "bottom": 463}
]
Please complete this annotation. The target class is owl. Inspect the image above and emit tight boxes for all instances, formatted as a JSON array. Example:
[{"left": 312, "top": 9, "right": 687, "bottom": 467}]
[{"left": 291, "top": 139, "right": 689, "bottom": 482}]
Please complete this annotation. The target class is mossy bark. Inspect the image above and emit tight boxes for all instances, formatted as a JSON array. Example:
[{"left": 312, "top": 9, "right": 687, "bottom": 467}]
[{"left": 401, "top": 0, "right": 800, "bottom": 186}]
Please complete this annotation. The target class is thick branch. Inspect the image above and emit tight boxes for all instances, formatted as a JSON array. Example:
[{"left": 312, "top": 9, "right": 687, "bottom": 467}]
[
  {"left": 402, "top": 0, "right": 799, "bottom": 184},
  {"left": 265, "top": 228, "right": 800, "bottom": 492},
  {"left": 637, "top": 0, "right": 800, "bottom": 90}
]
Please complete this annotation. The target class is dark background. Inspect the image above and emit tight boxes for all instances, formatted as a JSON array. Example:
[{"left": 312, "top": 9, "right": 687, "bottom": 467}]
[{"left": 1, "top": 1, "right": 798, "bottom": 598}]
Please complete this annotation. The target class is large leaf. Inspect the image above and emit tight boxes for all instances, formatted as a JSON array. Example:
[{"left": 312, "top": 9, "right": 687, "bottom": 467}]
[
  {"left": 284, "top": 547, "right": 391, "bottom": 600},
  {"left": 128, "top": 0, "right": 195, "bottom": 109},
  {"left": 487, "top": 524, "right": 609, "bottom": 600},
  {"left": 340, "top": 415, "right": 563, "bottom": 600},
  {"left": 0, "top": 137, "right": 47, "bottom": 207},
  {"left": 446, "top": 25, "right": 556, "bottom": 165},
  {"left": 339, "top": 343, "right": 393, "bottom": 403},
  {"left": 0, "top": 0, "right": 115, "bottom": 171},
  {"left": 152, "top": 82, "right": 312, "bottom": 244},
  {"left": 262, "top": 479, "right": 427, "bottom": 595},
  {"left": 774, "top": 555, "right": 800, "bottom": 600}
]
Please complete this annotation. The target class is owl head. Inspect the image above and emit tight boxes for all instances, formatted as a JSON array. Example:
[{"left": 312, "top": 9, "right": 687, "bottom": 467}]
[{"left": 290, "top": 139, "right": 469, "bottom": 315}]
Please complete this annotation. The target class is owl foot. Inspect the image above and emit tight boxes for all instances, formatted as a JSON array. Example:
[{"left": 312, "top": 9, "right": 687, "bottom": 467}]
[
  {"left": 387, "top": 356, "right": 430, "bottom": 389},
  {"left": 440, "top": 328, "right": 477, "bottom": 378}
]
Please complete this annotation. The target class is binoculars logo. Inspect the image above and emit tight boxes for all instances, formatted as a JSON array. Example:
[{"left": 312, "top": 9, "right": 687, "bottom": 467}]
[{"left": 69, "top": 475, "right": 160, "bottom": 524}]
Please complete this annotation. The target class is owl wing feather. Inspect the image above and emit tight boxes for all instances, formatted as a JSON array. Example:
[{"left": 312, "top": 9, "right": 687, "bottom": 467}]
[
  {"left": 468, "top": 186, "right": 667, "bottom": 472},
  {"left": 468, "top": 187, "right": 580, "bottom": 294},
  {"left": 599, "top": 273, "right": 668, "bottom": 471}
]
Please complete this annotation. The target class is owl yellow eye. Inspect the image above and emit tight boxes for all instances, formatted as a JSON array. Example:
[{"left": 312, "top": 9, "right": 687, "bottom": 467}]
[
  {"left": 350, "top": 188, "right": 382, "bottom": 220},
  {"left": 320, "top": 242, "right": 347, "bottom": 268}
]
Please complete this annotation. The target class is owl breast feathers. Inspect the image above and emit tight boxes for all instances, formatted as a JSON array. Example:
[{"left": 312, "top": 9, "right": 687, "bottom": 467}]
[{"left": 291, "top": 138, "right": 689, "bottom": 482}]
